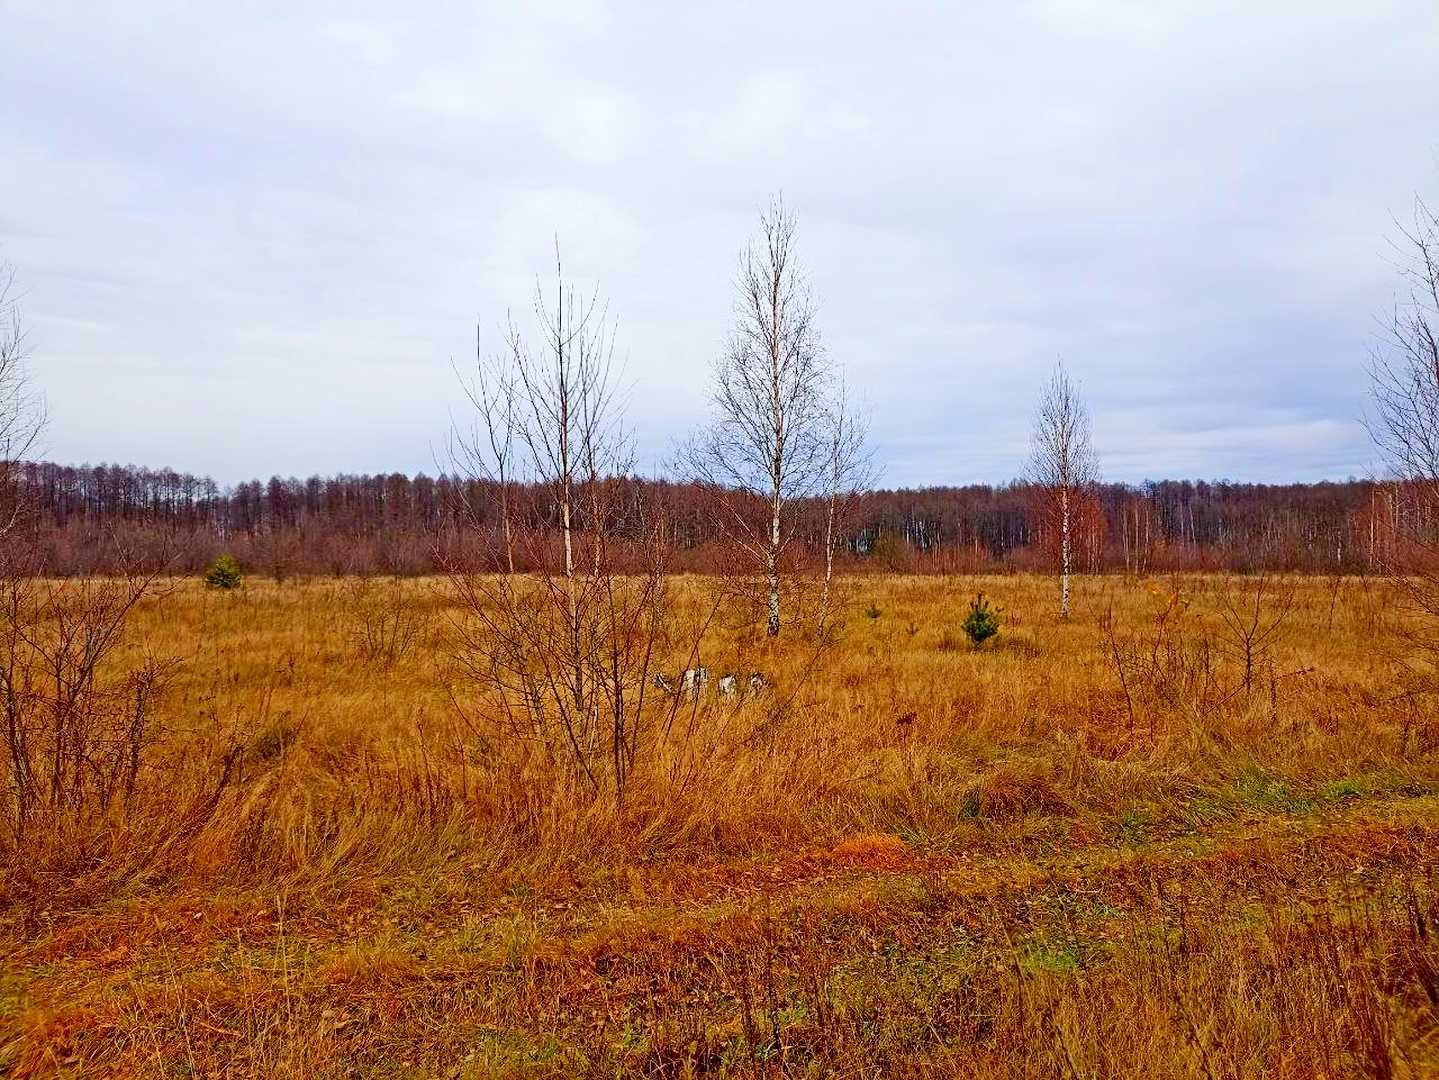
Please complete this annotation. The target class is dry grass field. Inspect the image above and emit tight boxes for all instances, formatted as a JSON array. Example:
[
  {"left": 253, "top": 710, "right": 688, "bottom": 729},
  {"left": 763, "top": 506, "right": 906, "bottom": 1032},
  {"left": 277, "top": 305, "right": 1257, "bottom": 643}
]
[{"left": 4, "top": 572, "right": 1439, "bottom": 1077}]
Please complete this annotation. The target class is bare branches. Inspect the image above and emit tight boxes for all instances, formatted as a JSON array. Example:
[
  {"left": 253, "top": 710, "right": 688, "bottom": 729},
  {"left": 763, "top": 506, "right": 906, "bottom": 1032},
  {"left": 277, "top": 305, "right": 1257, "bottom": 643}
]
[
  {"left": 0, "top": 557, "right": 174, "bottom": 850},
  {"left": 1216, "top": 574, "right": 1296, "bottom": 698},
  {"left": 704, "top": 199, "right": 826, "bottom": 499},
  {"left": 0, "top": 261, "right": 45, "bottom": 547},
  {"left": 1368, "top": 196, "right": 1439, "bottom": 665},
  {"left": 1029, "top": 361, "right": 1098, "bottom": 493},
  {"left": 1370, "top": 198, "right": 1439, "bottom": 492},
  {"left": 342, "top": 577, "right": 430, "bottom": 667},
  {"left": 448, "top": 244, "right": 686, "bottom": 806},
  {"left": 818, "top": 378, "right": 876, "bottom": 628},
  {"left": 689, "top": 196, "right": 858, "bottom": 637},
  {"left": 449, "top": 319, "right": 523, "bottom": 573},
  {"left": 1028, "top": 361, "right": 1098, "bottom": 618}
]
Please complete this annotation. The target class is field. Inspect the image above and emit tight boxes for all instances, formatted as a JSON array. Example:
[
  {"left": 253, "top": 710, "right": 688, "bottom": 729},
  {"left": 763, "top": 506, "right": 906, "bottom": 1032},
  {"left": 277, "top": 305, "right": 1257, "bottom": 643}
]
[{"left": 4, "top": 572, "right": 1439, "bottom": 1078}]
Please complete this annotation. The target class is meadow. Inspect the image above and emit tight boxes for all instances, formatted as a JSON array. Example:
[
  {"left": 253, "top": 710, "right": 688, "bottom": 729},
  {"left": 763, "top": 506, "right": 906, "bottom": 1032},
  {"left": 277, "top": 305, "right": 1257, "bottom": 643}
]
[{"left": 3, "top": 572, "right": 1438, "bottom": 1078}]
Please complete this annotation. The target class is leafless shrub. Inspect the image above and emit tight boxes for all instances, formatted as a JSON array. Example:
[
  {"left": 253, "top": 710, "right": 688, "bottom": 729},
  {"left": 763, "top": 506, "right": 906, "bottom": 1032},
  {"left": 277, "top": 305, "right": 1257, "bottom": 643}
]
[
  {"left": 1215, "top": 574, "right": 1296, "bottom": 698},
  {"left": 0, "top": 260, "right": 244, "bottom": 899},
  {"left": 256, "top": 526, "right": 304, "bottom": 585},
  {"left": 1101, "top": 584, "right": 1221, "bottom": 734},
  {"left": 341, "top": 577, "right": 429, "bottom": 667},
  {"left": 1102, "top": 575, "right": 1307, "bottom": 735},
  {"left": 0, "top": 563, "right": 156, "bottom": 838},
  {"left": 0, "top": 553, "right": 241, "bottom": 898},
  {"left": 447, "top": 245, "right": 715, "bottom": 807}
]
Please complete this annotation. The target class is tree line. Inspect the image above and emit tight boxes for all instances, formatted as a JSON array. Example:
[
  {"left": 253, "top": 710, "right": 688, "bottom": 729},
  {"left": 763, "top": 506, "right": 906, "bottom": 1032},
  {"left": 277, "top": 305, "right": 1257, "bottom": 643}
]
[{"left": 14, "top": 459, "right": 1411, "bottom": 577}]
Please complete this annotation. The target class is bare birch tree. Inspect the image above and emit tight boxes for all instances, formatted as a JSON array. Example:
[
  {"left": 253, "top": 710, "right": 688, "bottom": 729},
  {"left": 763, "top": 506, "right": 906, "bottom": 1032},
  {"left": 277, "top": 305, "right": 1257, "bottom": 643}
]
[
  {"left": 1028, "top": 361, "right": 1097, "bottom": 619},
  {"left": 689, "top": 196, "right": 832, "bottom": 638},
  {"left": 1368, "top": 196, "right": 1439, "bottom": 663}
]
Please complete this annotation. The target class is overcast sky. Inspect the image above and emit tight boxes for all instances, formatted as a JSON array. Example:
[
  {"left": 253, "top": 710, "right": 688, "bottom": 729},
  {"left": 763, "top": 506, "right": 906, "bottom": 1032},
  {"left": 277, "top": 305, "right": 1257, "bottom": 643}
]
[{"left": 2, "top": 1, "right": 1436, "bottom": 487}]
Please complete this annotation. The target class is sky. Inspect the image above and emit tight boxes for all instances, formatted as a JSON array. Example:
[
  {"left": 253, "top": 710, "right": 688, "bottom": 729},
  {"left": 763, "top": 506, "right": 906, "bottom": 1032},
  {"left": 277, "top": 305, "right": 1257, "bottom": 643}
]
[{"left": 1, "top": 1, "right": 1437, "bottom": 488}]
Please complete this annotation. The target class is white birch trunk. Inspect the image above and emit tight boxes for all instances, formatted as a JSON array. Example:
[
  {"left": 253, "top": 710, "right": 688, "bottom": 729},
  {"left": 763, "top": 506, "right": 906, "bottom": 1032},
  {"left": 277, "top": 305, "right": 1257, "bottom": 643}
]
[
  {"left": 766, "top": 491, "right": 782, "bottom": 637},
  {"left": 1060, "top": 485, "right": 1072, "bottom": 619}
]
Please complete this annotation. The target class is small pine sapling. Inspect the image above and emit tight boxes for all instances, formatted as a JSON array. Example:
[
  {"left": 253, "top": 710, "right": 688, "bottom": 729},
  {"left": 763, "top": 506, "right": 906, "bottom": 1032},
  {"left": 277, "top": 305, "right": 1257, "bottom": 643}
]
[
  {"left": 204, "top": 554, "right": 243, "bottom": 590},
  {"left": 962, "top": 592, "right": 1001, "bottom": 646}
]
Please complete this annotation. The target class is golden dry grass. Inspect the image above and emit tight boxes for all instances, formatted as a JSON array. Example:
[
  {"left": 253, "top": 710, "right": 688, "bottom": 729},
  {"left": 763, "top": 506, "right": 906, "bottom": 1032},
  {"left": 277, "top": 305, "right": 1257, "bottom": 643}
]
[{"left": 3, "top": 572, "right": 1438, "bottom": 1077}]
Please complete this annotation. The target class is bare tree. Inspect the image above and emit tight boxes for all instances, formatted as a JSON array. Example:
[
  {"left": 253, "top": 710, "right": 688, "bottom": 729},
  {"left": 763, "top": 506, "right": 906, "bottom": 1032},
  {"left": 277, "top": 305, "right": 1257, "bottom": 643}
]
[
  {"left": 447, "top": 244, "right": 694, "bottom": 806},
  {"left": 1028, "top": 361, "right": 1098, "bottom": 619},
  {"left": 689, "top": 196, "right": 834, "bottom": 638},
  {"left": 450, "top": 320, "right": 522, "bottom": 573},
  {"left": 817, "top": 378, "right": 874, "bottom": 631},
  {"left": 1369, "top": 196, "right": 1439, "bottom": 662},
  {"left": 0, "top": 261, "right": 44, "bottom": 545}
]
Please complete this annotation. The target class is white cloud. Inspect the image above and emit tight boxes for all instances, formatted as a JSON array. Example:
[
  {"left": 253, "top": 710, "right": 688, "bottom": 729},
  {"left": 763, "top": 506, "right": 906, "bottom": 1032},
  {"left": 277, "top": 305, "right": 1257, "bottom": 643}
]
[{"left": 0, "top": 0, "right": 1435, "bottom": 483}]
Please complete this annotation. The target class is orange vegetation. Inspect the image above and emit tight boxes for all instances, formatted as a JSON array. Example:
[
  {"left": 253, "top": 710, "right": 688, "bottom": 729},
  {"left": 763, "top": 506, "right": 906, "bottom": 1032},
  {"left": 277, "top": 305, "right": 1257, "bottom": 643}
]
[{"left": 2, "top": 572, "right": 1437, "bottom": 1077}]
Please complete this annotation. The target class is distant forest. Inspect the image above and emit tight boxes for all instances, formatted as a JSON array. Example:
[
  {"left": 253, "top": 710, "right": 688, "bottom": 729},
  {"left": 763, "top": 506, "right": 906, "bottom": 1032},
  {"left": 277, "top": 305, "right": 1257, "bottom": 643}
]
[{"left": 16, "top": 461, "right": 1426, "bottom": 577}]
